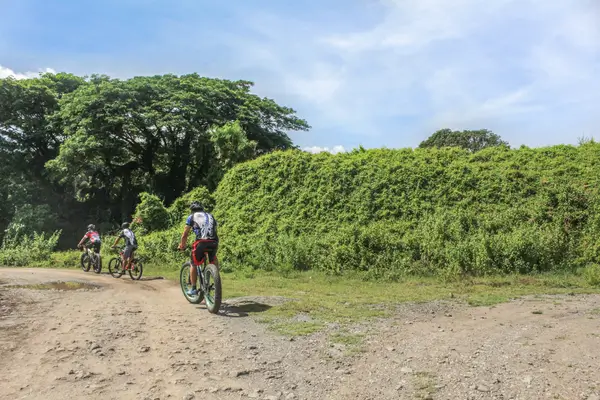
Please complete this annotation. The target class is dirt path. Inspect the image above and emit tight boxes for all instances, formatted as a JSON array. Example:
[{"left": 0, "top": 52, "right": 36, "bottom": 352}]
[{"left": 1, "top": 268, "right": 600, "bottom": 400}]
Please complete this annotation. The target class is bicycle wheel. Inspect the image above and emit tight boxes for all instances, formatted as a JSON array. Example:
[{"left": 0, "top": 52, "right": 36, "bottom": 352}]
[
  {"left": 80, "top": 252, "right": 91, "bottom": 272},
  {"left": 92, "top": 254, "right": 102, "bottom": 274},
  {"left": 180, "top": 262, "right": 203, "bottom": 304},
  {"left": 128, "top": 259, "right": 143, "bottom": 280},
  {"left": 108, "top": 257, "right": 123, "bottom": 278},
  {"left": 204, "top": 263, "right": 222, "bottom": 314}
]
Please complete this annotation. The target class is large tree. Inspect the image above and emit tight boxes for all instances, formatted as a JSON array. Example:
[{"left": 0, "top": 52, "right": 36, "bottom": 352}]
[
  {"left": 45, "top": 73, "right": 309, "bottom": 215},
  {"left": 419, "top": 129, "right": 508, "bottom": 152},
  {"left": 0, "top": 73, "right": 86, "bottom": 241}
]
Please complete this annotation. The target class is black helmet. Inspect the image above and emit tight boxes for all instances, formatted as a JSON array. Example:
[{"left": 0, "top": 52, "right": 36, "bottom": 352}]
[
  {"left": 121, "top": 222, "right": 130, "bottom": 229},
  {"left": 87, "top": 224, "right": 96, "bottom": 231},
  {"left": 189, "top": 201, "right": 204, "bottom": 212}
]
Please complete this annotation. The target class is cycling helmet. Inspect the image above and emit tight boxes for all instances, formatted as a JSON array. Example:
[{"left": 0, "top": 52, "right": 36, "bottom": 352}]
[
  {"left": 87, "top": 224, "right": 96, "bottom": 231},
  {"left": 189, "top": 201, "right": 204, "bottom": 212},
  {"left": 121, "top": 222, "right": 130, "bottom": 229}
]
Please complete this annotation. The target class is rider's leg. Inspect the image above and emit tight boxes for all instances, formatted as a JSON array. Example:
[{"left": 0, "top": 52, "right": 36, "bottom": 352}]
[
  {"left": 189, "top": 263, "right": 197, "bottom": 288},
  {"left": 187, "top": 241, "right": 200, "bottom": 295},
  {"left": 122, "top": 246, "right": 132, "bottom": 270},
  {"left": 128, "top": 251, "right": 135, "bottom": 270}
]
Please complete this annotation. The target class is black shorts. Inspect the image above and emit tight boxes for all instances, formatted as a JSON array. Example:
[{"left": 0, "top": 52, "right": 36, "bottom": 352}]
[
  {"left": 192, "top": 240, "right": 218, "bottom": 266},
  {"left": 123, "top": 245, "right": 137, "bottom": 259},
  {"left": 89, "top": 241, "right": 101, "bottom": 254}
]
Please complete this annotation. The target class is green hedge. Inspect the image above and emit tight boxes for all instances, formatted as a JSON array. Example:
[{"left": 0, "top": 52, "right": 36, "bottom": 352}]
[{"left": 212, "top": 143, "right": 600, "bottom": 279}]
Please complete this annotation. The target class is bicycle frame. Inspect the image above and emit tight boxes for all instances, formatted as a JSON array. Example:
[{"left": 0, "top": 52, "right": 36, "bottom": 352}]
[
  {"left": 192, "top": 251, "right": 210, "bottom": 292},
  {"left": 84, "top": 246, "right": 98, "bottom": 262}
]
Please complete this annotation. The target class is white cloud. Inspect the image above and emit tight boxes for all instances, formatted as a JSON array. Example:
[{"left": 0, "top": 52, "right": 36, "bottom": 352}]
[
  {"left": 324, "top": 0, "right": 511, "bottom": 53},
  {"left": 303, "top": 145, "right": 346, "bottom": 154},
  {"left": 0, "top": 65, "right": 56, "bottom": 80}
]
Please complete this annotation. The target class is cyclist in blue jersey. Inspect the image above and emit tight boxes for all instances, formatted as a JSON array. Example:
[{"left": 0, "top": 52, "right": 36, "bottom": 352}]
[{"left": 178, "top": 202, "right": 219, "bottom": 296}]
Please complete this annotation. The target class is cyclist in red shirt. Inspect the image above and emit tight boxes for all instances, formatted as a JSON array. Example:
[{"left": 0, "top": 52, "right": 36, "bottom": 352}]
[{"left": 77, "top": 224, "right": 102, "bottom": 254}]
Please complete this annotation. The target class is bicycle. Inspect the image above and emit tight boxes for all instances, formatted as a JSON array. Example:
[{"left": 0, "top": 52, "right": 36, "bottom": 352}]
[
  {"left": 107, "top": 248, "right": 144, "bottom": 280},
  {"left": 179, "top": 249, "right": 222, "bottom": 314},
  {"left": 80, "top": 244, "right": 102, "bottom": 274}
]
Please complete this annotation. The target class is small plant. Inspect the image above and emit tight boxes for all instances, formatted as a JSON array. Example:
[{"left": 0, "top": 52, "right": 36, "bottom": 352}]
[{"left": 583, "top": 264, "right": 600, "bottom": 286}]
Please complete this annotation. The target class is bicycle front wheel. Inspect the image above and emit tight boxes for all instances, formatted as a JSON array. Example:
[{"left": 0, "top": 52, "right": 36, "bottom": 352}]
[
  {"left": 129, "top": 260, "right": 143, "bottom": 280},
  {"left": 108, "top": 257, "right": 123, "bottom": 278},
  {"left": 180, "top": 262, "right": 203, "bottom": 304}
]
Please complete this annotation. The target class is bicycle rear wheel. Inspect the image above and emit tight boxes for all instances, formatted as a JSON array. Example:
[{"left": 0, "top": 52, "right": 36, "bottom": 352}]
[
  {"left": 204, "top": 263, "right": 222, "bottom": 314},
  {"left": 180, "top": 262, "right": 203, "bottom": 304},
  {"left": 92, "top": 254, "right": 102, "bottom": 274},
  {"left": 128, "top": 259, "right": 143, "bottom": 280},
  {"left": 108, "top": 257, "right": 123, "bottom": 278},
  {"left": 80, "top": 252, "right": 91, "bottom": 272}
]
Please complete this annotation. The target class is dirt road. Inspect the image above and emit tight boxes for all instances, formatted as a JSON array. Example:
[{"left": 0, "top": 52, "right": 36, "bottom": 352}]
[{"left": 1, "top": 268, "right": 600, "bottom": 400}]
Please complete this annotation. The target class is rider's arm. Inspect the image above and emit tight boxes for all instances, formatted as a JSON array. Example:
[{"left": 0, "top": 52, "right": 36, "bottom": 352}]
[
  {"left": 77, "top": 234, "right": 87, "bottom": 248},
  {"left": 179, "top": 226, "right": 191, "bottom": 249},
  {"left": 112, "top": 236, "right": 121, "bottom": 247}
]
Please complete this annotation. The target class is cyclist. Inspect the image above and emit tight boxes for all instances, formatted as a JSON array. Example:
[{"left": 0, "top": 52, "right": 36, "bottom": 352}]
[
  {"left": 178, "top": 201, "right": 219, "bottom": 296},
  {"left": 77, "top": 224, "right": 102, "bottom": 254},
  {"left": 111, "top": 222, "right": 138, "bottom": 271}
]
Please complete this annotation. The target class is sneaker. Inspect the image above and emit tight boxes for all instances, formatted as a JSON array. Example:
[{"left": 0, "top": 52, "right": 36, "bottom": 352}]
[{"left": 187, "top": 288, "right": 198, "bottom": 296}]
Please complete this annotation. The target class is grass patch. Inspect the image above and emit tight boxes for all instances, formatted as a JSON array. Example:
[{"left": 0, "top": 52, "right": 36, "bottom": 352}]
[
  {"left": 6, "top": 281, "right": 98, "bottom": 291},
  {"left": 330, "top": 332, "right": 364, "bottom": 346},
  {"left": 270, "top": 321, "right": 324, "bottom": 336},
  {"left": 329, "top": 331, "right": 366, "bottom": 356},
  {"left": 218, "top": 270, "right": 600, "bottom": 336},
  {"left": 413, "top": 371, "right": 438, "bottom": 399}
]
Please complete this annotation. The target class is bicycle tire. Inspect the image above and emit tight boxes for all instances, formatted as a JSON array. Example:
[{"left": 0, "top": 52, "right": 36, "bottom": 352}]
[
  {"left": 92, "top": 254, "right": 102, "bottom": 274},
  {"left": 180, "top": 262, "right": 203, "bottom": 304},
  {"left": 204, "top": 263, "right": 222, "bottom": 314},
  {"left": 128, "top": 259, "right": 143, "bottom": 280},
  {"left": 108, "top": 257, "right": 123, "bottom": 278},
  {"left": 80, "top": 252, "right": 91, "bottom": 272}
]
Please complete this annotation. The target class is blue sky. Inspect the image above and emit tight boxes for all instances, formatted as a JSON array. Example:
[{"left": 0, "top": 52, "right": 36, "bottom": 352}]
[{"left": 1, "top": 0, "right": 599, "bottom": 153}]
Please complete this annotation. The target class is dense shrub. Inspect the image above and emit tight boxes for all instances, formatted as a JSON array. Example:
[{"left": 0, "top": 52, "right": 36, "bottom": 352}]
[
  {"left": 212, "top": 143, "right": 600, "bottom": 278},
  {"left": 132, "top": 192, "right": 170, "bottom": 233},
  {"left": 0, "top": 230, "right": 61, "bottom": 266}
]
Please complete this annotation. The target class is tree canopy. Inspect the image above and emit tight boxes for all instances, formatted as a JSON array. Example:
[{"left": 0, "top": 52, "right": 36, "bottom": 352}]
[
  {"left": 0, "top": 72, "right": 309, "bottom": 246},
  {"left": 419, "top": 129, "right": 508, "bottom": 152}
]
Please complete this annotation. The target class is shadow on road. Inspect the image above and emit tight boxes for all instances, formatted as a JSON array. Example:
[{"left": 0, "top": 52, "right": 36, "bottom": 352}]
[{"left": 218, "top": 301, "right": 272, "bottom": 318}]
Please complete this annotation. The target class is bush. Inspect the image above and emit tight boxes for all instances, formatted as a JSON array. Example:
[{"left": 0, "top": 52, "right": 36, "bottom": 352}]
[
  {"left": 0, "top": 230, "right": 61, "bottom": 267},
  {"left": 132, "top": 192, "right": 170, "bottom": 233},
  {"left": 212, "top": 144, "right": 600, "bottom": 277}
]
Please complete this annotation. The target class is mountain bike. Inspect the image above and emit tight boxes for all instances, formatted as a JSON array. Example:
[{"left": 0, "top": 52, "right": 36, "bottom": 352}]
[
  {"left": 179, "top": 249, "right": 222, "bottom": 314},
  {"left": 80, "top": 244, "right": 102, "bottom": 274},
  {"left": 108, "top": 248, "right": 144, "bottom": 280}
]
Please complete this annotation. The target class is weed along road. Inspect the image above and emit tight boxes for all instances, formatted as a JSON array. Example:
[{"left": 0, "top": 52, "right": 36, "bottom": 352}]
[{"left": 2, "top": 268, "right": 600, "bottom": 399}]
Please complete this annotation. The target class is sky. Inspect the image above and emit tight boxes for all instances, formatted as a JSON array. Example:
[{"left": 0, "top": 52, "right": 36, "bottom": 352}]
[{"left": 1, "top": 0, "right": 599, "bottom": 153}]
